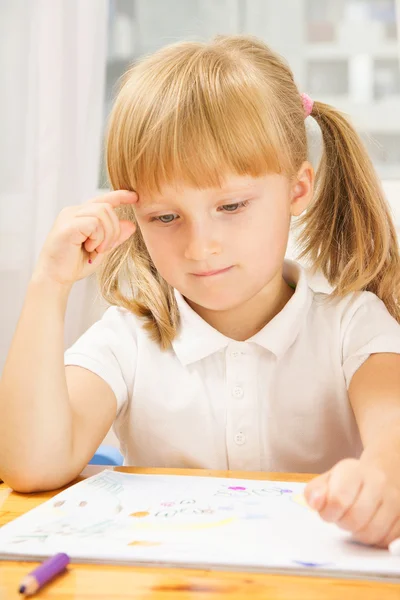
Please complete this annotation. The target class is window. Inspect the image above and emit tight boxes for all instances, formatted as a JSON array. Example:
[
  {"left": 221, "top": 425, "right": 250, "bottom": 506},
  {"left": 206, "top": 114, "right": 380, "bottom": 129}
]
[{"left": 100, "top": 0, "right": 400, "bottom": 189}]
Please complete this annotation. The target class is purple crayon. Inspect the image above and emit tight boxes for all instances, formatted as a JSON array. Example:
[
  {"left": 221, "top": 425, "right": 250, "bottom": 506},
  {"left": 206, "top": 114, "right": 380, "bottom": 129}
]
[{"left": 18, "top": 552, "right": 70, "bottom": 596}]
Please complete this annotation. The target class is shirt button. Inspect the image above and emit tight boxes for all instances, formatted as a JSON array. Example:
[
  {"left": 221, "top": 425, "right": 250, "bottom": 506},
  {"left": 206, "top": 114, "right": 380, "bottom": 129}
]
[
  {"left": 234, "top": 432, "right": 246, "bottom": 445},
  {"left": 232, "top": 386, "right": 244, "bottom": 398},
  {"left": 231, "top": 348, "right": 246, "bottom": 358}
]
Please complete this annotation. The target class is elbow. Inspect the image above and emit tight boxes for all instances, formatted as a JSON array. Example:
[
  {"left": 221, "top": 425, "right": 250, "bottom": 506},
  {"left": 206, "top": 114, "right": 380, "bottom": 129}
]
[
  {"left": 0, "top": 469, "right": 57, "bottom": 493},
  {"left": 3, "top": 475, "right": 46, "bottom": 494},
  {"left": 0, "top": 463, "right": 78, "bottom": 493}
]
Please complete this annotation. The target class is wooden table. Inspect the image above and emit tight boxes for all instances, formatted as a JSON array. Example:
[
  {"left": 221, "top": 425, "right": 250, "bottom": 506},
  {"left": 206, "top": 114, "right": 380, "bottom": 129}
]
[{"left": 0, "top": 467, "right": 399, "bottom": 599}]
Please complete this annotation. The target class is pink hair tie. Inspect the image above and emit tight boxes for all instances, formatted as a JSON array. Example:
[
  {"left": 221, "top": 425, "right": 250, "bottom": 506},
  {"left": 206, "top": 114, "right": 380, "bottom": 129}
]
[{"left": 301, "top": 93, "right": 314, "bottom": 118}]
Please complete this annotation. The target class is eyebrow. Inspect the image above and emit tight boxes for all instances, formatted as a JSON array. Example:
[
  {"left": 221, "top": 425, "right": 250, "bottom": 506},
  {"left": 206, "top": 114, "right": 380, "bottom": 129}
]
[
  {"left": 138, "top": 183, "right": 260, "bottom": 210},
  {"left": 136, "top": 202, "right": 171, "bottom": 215}
]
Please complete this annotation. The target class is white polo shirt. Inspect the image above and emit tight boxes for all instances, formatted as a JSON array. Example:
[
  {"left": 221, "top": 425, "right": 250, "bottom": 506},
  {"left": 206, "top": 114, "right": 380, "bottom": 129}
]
[{"left": 64, "top": 260, "right": 400, "bottom": 474}]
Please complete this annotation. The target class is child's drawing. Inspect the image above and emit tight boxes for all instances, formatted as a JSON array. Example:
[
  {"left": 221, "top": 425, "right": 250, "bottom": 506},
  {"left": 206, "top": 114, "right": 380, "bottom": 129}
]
[
  {"left": 291, "top": 493, "right": 312, "bottom": 510},
  {"left": 87, "top": 471, "right": 125, "bottom": 495},
  {"left": 11, "top": 519, "right": 118, "bottom": 545},
  {"left": 214, "top": 483, "right": 294, "bottom": 499},
  {"left": 129, "top": 496, "right": 237, "bottom": 531},
  {"left": 0, "top": 471, "right": 399, "bottom": 580}
]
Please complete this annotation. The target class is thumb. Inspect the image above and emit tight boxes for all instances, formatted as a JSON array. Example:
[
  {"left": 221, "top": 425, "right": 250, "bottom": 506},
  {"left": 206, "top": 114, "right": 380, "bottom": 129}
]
[
  {"left": 114, "top": 220, "right": 136, "bottom": 247},
  {"left": 304, "top": 470, "right": 330, "bottom": 512}
]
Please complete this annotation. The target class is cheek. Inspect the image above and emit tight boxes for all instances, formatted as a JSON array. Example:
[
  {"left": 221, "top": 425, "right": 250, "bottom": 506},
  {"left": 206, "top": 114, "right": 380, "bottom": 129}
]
[
  {"left": 240, "top": 207, "right": 290, "bottom": 256},
  {"left": 138, "top": 227, "right": 177, "bottom": 275}
]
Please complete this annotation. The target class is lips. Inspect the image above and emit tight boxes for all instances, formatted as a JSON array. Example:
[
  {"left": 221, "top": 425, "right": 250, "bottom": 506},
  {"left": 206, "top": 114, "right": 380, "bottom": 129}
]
[{"left": 192, "top": 266, "right": 233, "bottom": 277}]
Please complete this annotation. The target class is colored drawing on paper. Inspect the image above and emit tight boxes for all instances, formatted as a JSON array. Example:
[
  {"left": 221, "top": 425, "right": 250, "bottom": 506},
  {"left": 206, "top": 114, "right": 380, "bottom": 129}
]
[
  {"left": 0, "top": 472, "right": 394, "bottom": 579},
  {"left": 87, "top": 472, "right": 124, "bottom": 495},
  {"left": 53, "top": 500, "right": 65, "bottom": 508},
  {"left": 291, "top": 493, "right": 312, "bottom": 510},
  {"left": 130, "top": 511, "right": 150, "bottom": 518},
  {"left": 128, "top": 540, "right": 162, "bottom": 547},
  {"left": 214, "top": 484, "right": 294, "bottom": 499},
  {"left": 11, "top": 518, "right": 118, "bottom": 545},
  {"left": 292, "top": 560, "right": 333, "bottom": 568},
  {"left": 127, "top": 497, "right": 237, "bottom": 532},
  {"left": 129, "top": 516, "right": 236, "bottom": 532},
  {"left": 11, "top": 533, "right": 49, "bottom": 545},
  {"left": 50, "top": 495, "right": 123, "bottom": 517},
  {"left": 6, "top": 475, "right": 307, "bottom": 550}
]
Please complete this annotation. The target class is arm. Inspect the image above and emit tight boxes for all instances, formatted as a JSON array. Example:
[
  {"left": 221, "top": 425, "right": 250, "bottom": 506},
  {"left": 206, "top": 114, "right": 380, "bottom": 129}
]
[
  {"left": 0, "top": 274, "right": 116, "bottom": 492},
  {"left": 0, "top": 190, "right": 137, "bottom": 492},
  {"left": 305, "top": 353, "right": 400, "bottom": 547},
  {"left": 352, "top": 353, "right": 400, "bottom": 478}
]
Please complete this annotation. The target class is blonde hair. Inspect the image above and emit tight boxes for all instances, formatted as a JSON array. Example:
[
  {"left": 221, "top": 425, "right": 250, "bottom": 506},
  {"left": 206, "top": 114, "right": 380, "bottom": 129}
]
[{"left": 100, "top": 34, "right": 400, "bottom": 349}]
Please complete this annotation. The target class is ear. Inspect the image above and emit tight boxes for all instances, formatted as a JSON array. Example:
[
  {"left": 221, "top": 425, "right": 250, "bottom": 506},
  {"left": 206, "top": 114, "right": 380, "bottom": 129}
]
[{"left": 290, "top": 161, "right": 314, "bottom": 217}]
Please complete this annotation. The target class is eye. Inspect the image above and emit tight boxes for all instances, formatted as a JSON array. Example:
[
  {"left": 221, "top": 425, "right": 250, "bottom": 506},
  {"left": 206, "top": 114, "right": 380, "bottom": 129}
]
[
  {"left": 152, "top": 214, "right": 178, "bottom": 224},
  {"left": 219, "top": 200, "right": 249, "bottom": 212}
]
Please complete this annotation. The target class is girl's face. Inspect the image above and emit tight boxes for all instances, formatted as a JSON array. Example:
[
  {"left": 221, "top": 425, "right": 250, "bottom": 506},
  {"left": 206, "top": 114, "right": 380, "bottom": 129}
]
[{"left": 134, "top": 168, "right": 312, "bottom": 313}]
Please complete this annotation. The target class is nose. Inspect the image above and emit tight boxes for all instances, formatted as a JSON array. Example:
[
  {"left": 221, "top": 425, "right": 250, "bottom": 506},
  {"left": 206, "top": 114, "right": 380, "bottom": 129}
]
[{"left": 183, "top": 222, "right": 222, "bottom": 261}]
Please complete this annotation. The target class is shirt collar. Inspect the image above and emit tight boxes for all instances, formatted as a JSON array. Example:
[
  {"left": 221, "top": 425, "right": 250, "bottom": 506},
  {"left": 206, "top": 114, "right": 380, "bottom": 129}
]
[{"left": 171, "top": 259, "right": 313, "bottom": 366}]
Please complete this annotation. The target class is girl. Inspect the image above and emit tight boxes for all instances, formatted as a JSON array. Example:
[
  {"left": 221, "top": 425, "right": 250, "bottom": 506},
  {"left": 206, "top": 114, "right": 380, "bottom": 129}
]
[{"left": 1, "top": 35, "right": 400, "bottom": 549}]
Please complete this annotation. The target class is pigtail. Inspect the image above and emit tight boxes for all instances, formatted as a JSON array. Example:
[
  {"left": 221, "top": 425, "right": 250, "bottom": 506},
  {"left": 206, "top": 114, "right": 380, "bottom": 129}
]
[
  {"left": 297, "top": 101, "right": 400, "bottom": 322},
  {"left": 99, "top": 219, "right": 180, "bottom": 350}
]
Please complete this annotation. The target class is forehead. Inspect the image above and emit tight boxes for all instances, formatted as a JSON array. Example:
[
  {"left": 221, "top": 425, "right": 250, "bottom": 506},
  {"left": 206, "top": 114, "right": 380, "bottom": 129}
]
[{"left": 138, "top": 174, "right": 270, "bottom": 204}]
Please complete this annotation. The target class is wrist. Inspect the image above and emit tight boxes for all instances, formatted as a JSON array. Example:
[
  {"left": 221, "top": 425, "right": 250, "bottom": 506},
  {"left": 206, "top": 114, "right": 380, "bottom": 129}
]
[
  {"left": 360, "top": 429, "right": 400, "bottom": 484},
  {"left": 29, "top": 270, "right": 73, "bottom": 300}
]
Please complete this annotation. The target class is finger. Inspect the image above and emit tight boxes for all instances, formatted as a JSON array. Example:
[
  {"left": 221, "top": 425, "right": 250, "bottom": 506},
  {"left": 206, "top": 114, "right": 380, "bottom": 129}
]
[
  {"left": 90, "top": 189, "right": 138, "bottom": 208},
  {"left": 319, "top": 459, "right": 363, "bottom": 523},
  {"left": 383, "top": 515, "right": 400, "bottom": 549},
  {"left": 84, "top": 222, "right": 105, "bottom": 255},
  {"left": 305, "top": 470, "right": 331, "bottom": 512},
  {"left": 92, "top": 217, "right": 136, "bottom": 253},
  {"left": 336, "top": 469, "right": 384, "bottom": 533},
  {"left": 92, "top": 204, "right": 120, "bottom": 253},
  {"left": 77, "top": 202, "right": 136, "bottom": 253},
  {"left": 115, "top": 220, "right": 136, "bottom": 246},
  {"left": 356, "top": 486, "right": 400, "bottom": 547},
  {"left": 67, "top": 215, "right": 102, "bottom": 247},
  {"left": 93, "top": 220, "right": 136, "bottom": 257},
  {"left": 76, "top": 205, "right": 117, "bottom": 253},
  {"left": 85, "top": 220, "right": 136, "bottom": 263}
]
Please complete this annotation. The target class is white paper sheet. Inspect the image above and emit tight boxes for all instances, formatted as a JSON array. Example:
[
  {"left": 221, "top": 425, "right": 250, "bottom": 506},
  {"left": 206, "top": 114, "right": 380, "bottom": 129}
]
[{"left": 0, "top": 470, "right": 399, "bottom": 580}]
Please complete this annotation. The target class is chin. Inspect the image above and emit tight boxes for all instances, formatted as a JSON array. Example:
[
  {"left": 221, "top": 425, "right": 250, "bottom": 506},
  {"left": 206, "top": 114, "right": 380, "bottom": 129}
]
[{"left": 186, "top": 289, "right": 249, "bottom": 312}]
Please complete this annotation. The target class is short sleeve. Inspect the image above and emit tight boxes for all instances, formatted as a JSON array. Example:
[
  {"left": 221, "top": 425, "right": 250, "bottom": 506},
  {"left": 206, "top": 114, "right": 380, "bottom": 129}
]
[
  {"left": 342, "top": 292, "right": 400, "bottom": 388},
  {"left": 64, "top": 306, "right": 137, "bottom": 414}
]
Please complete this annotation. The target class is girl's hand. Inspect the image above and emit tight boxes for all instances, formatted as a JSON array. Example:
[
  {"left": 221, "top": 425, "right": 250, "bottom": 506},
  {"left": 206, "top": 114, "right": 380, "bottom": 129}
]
[
  {"left": 304, "top": 458, "right": 400, "bottom": 548},
  {"left": 33, "top": 190, "right": 138, "bottom": 287}
]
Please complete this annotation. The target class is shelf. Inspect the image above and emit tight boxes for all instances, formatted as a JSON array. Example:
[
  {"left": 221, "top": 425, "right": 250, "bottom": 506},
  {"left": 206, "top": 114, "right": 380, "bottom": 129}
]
[{"left": 305, "top": 41, "right": 399, "bottom": 60}]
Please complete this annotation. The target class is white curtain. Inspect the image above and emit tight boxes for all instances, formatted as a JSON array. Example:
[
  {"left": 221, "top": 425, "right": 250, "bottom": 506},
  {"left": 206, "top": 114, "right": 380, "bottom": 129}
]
[
  {"left": 0, "top": 0, "right": 109, "bottom": 372},
  {"left": 397, "top": 0, "right": 400, "bottom": 47}
]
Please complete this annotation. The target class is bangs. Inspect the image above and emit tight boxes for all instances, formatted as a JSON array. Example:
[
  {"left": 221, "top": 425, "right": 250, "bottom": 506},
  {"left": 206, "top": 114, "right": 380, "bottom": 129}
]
[{"left": 107, "top": 43, "right": 290, "bottom": 196}]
